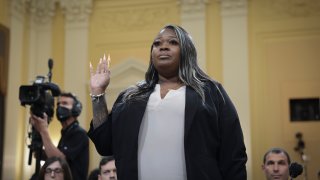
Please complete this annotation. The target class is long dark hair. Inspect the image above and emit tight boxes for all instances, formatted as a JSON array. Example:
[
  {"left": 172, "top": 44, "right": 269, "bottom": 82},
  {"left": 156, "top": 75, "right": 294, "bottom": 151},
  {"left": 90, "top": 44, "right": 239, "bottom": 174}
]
[
  {"left": 120, "top": 24, "right": 212, "bottom": 104},
  {"left": 38, "top": 156, "right": 73, "bottom": 180}
]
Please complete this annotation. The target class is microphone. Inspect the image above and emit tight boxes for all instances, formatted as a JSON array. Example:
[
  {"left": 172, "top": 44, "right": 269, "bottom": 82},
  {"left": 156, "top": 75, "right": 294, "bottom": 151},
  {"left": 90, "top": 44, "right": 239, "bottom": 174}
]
[
  {"left": 48, "top": 59, "right": 53, "bottom": 82},
  {"left": 289, "top": 162, "right": 303, "bottom": 178},
  {"left": 48, "top": 58, "right": 53, "bottom": 70}
]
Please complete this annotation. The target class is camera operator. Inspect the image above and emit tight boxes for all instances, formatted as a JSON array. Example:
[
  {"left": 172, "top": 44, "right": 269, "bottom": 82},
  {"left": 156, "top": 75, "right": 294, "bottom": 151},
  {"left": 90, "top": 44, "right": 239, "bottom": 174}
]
[{"left": 30, "top": 92, "right": 89, "bottom": 180}]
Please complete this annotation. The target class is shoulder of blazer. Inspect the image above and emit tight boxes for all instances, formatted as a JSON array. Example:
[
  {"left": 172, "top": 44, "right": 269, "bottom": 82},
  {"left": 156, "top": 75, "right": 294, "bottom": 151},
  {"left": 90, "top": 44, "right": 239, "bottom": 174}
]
[
  {"left": 111, "top": 87, "right": 153, "bottom": 118},
  {"left": 206, "top": 80, "right": 226, "bottom": 105}
]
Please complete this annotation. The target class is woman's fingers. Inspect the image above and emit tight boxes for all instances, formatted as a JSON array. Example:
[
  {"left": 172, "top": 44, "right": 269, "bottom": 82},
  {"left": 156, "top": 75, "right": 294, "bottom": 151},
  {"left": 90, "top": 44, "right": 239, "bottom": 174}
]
[
  {"left": 107, "top": 54, "right": 111, "bottom": 68},
  {"left": 90, "top": 62, "right": 94, "bottom": 77},
  {"left": 92, "top": 54, "right": 110, "bottom": 74},
  {"left": 96, "top": 58, "right": 103, "bottom": 73},
  {"left": 102, "top": 54, "right": 109, "bottom": 72}
]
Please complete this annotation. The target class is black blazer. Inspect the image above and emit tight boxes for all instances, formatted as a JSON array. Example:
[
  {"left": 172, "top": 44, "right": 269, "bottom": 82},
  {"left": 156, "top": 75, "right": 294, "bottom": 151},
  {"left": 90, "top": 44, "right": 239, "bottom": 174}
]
[{"left": 88, "top": 81, "right": 247, "bottom": 180}]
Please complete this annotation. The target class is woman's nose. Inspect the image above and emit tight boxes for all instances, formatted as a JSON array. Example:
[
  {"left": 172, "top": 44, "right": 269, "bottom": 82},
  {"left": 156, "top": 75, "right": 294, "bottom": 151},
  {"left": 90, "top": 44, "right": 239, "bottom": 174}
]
[{"left": 160, "top": 42, "right": 169, "bottom": 50}]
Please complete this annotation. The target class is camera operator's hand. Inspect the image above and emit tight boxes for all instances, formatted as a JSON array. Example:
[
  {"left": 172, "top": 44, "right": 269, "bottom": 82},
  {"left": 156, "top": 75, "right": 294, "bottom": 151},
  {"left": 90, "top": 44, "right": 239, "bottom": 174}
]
[
  {"left": 90, "top": 54, "right": 110, "bottom": 95},
  {"left": 29, "top": 112, "right": 66, "bottom": 159},
  {"left": 30, "top": 113, "right": 49, "bottom": 133}
]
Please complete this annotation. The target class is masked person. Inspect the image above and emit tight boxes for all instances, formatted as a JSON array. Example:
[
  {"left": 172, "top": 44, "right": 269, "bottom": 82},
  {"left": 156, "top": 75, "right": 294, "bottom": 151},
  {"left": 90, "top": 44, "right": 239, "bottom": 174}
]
[{"left": 30, "top": 92, "right": 89, "bottom": 180}]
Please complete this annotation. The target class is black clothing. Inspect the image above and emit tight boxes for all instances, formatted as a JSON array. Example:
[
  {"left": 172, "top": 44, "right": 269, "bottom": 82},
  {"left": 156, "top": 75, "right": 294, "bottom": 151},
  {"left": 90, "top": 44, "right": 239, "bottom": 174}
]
[
  {"left": 58, "top": 120, "right": 89, "bottom": 180},
  {"left": 88, "top": 81, "right": 247, "bottom": 180}
]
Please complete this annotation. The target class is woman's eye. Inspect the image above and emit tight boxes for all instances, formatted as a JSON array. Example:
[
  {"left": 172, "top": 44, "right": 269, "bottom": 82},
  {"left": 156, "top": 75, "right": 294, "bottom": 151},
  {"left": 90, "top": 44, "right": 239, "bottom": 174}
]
[
  {"left": 153, "top": 41, "right": 160, "bottom": 46},
  {"left": 170, "top": 40, "right": 179, "bottom": 45}
]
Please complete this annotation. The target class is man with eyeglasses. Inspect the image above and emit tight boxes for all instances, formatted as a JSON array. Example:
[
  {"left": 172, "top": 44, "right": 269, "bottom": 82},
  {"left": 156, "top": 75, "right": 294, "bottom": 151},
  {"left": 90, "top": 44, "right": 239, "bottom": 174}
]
[
  {"left": 44, "top": 162, "right": 65, "bottom": 180},
  {"left": 39, "top": 156, "right": 73, "bottom": 180}
]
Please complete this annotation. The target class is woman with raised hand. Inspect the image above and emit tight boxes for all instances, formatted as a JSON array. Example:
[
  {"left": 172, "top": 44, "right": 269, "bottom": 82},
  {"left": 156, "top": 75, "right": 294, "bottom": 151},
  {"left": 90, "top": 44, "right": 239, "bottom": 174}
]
[{"left": 88, "top": 24, "right": 247, "bottom": 180}]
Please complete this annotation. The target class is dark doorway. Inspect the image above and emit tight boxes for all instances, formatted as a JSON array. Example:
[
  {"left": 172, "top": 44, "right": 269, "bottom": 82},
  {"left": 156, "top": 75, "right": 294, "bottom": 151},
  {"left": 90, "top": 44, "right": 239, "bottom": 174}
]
[
  {"left": 290, "top": 98, "right": 320, "bottom": 122},
  {"left": 0, "top": 95, "right": 4, "bottom": 178},
  {"left": 0, "top": 23, "right": 9, "bottom": 179}
]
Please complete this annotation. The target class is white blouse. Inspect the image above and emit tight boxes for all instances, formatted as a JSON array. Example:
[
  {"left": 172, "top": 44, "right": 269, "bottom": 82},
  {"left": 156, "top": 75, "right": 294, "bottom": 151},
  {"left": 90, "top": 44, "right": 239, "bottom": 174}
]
[{"left": 138, "top": 84, "right": 187, "bottom": 180}]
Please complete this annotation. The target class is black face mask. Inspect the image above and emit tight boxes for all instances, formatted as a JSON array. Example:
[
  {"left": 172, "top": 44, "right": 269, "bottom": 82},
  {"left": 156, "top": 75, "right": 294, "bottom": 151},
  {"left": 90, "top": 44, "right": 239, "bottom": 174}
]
[{"left": 56, "top": 106, "right": 72, "bottom": 122}]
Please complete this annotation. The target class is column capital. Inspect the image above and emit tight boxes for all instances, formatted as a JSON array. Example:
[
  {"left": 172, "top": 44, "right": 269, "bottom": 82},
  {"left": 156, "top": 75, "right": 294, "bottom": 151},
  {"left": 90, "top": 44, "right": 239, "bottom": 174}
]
[
  {"left": 10, "top": 0, "right": 27, "bottom": 22},
  {"left": 24, "top": 0, "right": 57, "bottom": 24},
  {"left": 218, "top": 0, "right": 248, "bottom": 16},
  {"left": 178, "top": 0, "right": 209, "bottom": 14},
  {"left": 59, "top": 0, "right": 92, "bottom": 23}
]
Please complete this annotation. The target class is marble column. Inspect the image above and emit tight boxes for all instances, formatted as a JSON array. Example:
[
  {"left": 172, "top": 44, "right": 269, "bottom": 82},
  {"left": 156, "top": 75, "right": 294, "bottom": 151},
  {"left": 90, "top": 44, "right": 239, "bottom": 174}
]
[
  {"left": 220, "top": 0, "right": 252, "bottom": 179},
  {"left": 179, "top": 0, "right": 208, "bottom": 71},
  {"left": 24, "top": 0, "right": 56, "bottom": 178},
  {"left": 60, "top": 0, "right": 92, "bottom": 125},
  {"left": 3, "top": 0, "right": 27, "bottom": 179},
  {"left": 27, "top": 0, "right": 56, "bottom": 76}
]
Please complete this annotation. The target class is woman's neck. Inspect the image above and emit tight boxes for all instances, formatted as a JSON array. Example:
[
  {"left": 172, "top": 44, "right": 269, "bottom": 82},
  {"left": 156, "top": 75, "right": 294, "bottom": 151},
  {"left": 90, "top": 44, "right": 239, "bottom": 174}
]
[
  {"left": 158, "top": 75, "right": 181, "bottom": 84},
  {"left": 158, "top": 76, "right": 184, "bottom": 99}
]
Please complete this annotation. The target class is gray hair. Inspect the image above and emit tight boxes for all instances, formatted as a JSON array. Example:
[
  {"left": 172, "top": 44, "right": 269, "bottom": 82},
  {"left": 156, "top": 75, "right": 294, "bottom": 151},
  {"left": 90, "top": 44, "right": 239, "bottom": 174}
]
[{"left": 120, "top": 24, "right": 212, "bottom": 104}]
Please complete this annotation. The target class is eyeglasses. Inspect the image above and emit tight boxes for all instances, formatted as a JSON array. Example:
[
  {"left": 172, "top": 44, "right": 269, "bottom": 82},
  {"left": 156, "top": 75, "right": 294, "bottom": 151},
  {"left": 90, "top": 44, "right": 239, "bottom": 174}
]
[{"left": 45, "top": 168, "right": 64, "bottom": 174}]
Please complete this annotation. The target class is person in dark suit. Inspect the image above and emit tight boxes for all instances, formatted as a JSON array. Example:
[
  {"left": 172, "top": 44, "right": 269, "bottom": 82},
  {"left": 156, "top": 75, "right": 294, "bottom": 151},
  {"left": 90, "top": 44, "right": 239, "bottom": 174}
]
[{"left": 88, "top": 24, "right": 247, "bottom": 180}]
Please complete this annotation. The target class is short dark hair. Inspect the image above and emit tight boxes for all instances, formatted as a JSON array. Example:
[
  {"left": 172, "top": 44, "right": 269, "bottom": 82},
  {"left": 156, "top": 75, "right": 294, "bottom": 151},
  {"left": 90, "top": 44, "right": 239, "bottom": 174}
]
[
  {"left": 59, "top": 92, "right": 80, "bottom": 104},
  {"left": 99, "top": 156, "right": 115, "bottom": 173},
  {"left": 59, "top": 92, "right": 82, "bottom": 117},
  {"left": 263, "top": 147, "right": 291, "bottom": 164}
]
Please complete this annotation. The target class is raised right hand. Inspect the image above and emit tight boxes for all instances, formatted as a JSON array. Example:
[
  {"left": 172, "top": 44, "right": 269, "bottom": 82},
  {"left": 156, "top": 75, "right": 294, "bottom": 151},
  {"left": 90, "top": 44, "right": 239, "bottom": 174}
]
[{"left": 90, "top": 54, "right": 111, "bottom": 95}]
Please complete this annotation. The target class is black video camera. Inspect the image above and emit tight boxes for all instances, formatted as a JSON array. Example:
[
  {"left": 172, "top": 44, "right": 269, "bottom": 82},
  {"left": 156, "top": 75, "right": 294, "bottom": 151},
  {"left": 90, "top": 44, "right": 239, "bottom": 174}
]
[
  {"left": 19, "top": 59, "right": 61, "bottom": 178},
  {"left": 19, "top": 75, "right": 61, "bottom": 119}
]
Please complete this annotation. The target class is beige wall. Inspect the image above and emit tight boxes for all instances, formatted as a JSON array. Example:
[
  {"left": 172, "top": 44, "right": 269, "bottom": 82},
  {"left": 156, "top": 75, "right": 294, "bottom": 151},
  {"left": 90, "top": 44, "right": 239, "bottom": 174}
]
[
  {"left": 250, "top": 1, "right": 320, "bottom": 180},
  {"left": 1, "top": 0, "right": 320, "bottom": 179}
]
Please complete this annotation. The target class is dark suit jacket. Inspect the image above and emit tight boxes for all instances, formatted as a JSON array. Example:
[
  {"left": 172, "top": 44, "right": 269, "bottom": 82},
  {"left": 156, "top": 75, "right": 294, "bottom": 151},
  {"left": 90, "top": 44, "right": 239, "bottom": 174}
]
[{"left": 88, "top": 81, "right": 247, "bottom": 180}]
